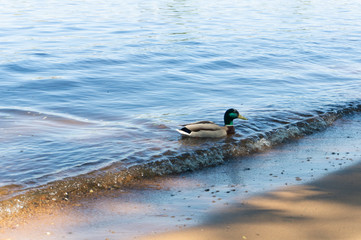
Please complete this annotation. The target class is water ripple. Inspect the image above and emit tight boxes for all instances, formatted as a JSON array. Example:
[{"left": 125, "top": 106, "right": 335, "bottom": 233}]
[{"left": 0, "top": 0, "right": 361, "bottom": 205}]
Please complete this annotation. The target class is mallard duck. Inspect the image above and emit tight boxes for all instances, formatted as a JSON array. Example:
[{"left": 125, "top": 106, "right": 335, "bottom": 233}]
[{"left": 176, "top": 108, "right": 247, "bottom": 138}]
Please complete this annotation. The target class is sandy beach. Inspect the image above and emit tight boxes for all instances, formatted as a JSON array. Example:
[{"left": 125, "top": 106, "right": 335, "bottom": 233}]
[
  {"left": 144, "top": 163, "right": 361, "bottom": 240},
  {"left": 1, "top": 114, "right": 360, "bottom": 240}
]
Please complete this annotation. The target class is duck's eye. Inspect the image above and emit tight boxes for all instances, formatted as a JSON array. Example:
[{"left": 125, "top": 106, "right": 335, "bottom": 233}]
[{"left": 229, "top": 113, "right": 238, "bottom": 118}]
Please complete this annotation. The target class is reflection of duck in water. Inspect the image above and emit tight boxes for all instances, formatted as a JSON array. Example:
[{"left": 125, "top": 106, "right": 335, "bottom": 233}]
[{"left": 176, "top": 109, "right": 247, "bottom": 138}]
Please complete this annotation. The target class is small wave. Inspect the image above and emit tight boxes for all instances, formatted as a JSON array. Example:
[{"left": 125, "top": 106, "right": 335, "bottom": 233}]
[
  {"left": 0, "top": 107, "right": 92, "bottom": 126},
  {"left": 0, "top": 107, "right": 94, "bottom": 144},
  {"left": 196, "top": 59, "right": 242, "bottom": 71},
  {"left": 1, "top": 102, "right": 360, "bottom": 219},
  {"left": 4, "top": 63, "right": 38, "bottom": 74}
]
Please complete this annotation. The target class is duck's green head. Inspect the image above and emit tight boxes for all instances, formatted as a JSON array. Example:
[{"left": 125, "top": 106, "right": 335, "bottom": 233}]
[{"left": 224, "top": 108, "right": 247, "bottom": 126}]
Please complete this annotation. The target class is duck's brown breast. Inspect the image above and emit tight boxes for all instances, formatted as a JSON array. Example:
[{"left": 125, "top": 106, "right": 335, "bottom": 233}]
[{"left": 226, "top": 125, "right": 235, "bottom": 134}]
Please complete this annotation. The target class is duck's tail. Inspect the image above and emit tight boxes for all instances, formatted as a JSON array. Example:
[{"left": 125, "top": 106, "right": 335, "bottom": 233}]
[{"left": 176, "top": 127, "right": 192, "bottom": 136}]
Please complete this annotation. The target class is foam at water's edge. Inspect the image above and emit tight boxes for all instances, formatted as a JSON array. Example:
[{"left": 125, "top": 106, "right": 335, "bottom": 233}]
[{"left": 1, "top": 102, "right": 360, "bottom": 220}]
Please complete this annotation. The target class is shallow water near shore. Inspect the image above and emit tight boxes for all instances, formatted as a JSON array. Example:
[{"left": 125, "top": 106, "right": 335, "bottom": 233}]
[{"left": 1, "top": 0, "right": 361, "bottom": 211}]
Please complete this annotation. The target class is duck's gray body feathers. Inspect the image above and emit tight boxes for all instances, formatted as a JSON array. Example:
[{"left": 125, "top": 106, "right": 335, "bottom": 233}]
[
  {"left": 177, "top": 121, "right": 232, "bottom": 138},
  {"left": 176, "top": 108, "right": 246, "bottom": 138}
]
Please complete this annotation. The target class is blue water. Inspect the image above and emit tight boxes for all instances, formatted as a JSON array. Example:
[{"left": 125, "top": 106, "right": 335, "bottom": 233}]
[{"left": 1, "top": 0, "right": 361, "bottom": 200}]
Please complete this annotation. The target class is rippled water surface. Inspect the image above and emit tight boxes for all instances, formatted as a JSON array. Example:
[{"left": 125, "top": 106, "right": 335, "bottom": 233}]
[{"left": 1, "top": 0, "right": 361, "bottom": 200}]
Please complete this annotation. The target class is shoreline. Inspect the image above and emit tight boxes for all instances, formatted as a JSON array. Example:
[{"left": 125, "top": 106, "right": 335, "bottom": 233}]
[
  {"left": 2, "top": 103, "right": 360, "bottom": 215},
  {"left": 1, "top": 114, "right": 360, "bottom": 240}
]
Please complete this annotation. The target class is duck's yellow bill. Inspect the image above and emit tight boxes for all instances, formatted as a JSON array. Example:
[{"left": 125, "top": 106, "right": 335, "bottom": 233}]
[{"left": 238, "top": 115, "right": 247, "bottom": 120}]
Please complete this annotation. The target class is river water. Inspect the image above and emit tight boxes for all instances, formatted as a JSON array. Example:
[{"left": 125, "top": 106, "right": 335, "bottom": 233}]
[{"left": 0, "top": 0, "right": 360, "bottom": 206}]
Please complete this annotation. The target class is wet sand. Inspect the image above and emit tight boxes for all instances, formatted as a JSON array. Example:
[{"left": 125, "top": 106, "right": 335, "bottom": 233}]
[
  {"left": 1, "top": 114, "right": 361, "bottom": 240},
  {"left": 144, "top": 163, "right": 361, "bottom": 240}
]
